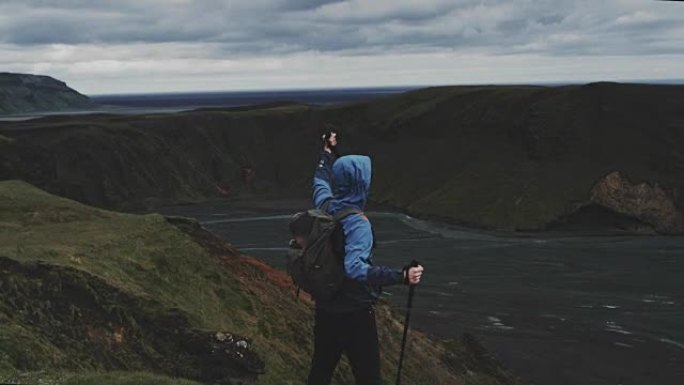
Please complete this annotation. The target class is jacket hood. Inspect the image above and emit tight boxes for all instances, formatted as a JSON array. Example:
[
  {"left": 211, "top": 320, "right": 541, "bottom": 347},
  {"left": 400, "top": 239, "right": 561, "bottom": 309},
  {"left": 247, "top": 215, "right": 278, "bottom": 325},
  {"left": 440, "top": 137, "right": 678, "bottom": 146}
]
[{"left": 328, "top": 155, "right": 371, "bottom": 213}]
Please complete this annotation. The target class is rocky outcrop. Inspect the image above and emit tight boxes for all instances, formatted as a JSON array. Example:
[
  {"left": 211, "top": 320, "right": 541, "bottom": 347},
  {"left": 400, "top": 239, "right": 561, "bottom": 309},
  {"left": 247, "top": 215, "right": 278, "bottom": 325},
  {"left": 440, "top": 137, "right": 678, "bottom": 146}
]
[
  {"left": 0, "top": 73, "right": 94, "bottom": 115},
  {"left": 590, "top": 171, "right": 684, "bottom": 234}
]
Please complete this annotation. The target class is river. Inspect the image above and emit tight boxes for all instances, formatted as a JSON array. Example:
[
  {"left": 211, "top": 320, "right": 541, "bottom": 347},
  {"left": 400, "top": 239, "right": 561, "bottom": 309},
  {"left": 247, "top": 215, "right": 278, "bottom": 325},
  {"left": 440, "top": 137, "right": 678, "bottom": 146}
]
[{"left": 158, "top": 200, "right": 684, "bottom": 385}]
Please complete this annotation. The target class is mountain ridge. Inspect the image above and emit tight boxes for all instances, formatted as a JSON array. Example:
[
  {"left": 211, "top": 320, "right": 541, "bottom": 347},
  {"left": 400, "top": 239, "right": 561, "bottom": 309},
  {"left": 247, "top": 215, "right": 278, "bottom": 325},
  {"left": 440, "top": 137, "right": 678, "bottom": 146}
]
[
  {"left": 1, "top": 81, "right": 683, "bottom": 234},
  {"left": 0, "top": 72, "right": 94, "bottom": 115}
]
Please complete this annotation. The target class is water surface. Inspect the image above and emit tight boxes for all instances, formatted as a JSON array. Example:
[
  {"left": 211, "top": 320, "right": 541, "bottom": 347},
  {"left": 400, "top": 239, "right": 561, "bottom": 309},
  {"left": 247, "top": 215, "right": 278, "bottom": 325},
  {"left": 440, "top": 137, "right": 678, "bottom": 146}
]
[{"left": 159, "top": 202, "right": 684, "bottom": 385}]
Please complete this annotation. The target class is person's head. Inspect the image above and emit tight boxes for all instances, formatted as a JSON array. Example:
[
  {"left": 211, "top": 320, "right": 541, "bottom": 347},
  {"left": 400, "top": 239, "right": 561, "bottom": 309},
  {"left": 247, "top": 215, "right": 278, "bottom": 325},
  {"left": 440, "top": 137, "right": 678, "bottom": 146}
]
[
  {"left": 324, "top": 131, "right": 337, "bottom": 147},
  {"left": 331, "top": 155, "right": 371, "bottom": 209},
  {"left": 321, "top": 124, "right": 338, "bottom": 153}
]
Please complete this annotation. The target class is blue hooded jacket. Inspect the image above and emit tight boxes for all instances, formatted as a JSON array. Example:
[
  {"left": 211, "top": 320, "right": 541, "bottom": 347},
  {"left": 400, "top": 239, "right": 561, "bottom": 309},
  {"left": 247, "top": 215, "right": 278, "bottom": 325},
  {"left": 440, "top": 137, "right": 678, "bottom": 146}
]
[{"left": 313, "top": 153, "right": 404, "bottom": 311}]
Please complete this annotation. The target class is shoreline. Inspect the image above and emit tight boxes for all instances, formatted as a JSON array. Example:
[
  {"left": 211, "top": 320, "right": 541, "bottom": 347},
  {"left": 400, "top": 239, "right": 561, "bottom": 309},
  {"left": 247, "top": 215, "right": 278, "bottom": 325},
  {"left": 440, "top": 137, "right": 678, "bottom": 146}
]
[{"left": 153, "top": 195, "right": 683, "bottom": 239}]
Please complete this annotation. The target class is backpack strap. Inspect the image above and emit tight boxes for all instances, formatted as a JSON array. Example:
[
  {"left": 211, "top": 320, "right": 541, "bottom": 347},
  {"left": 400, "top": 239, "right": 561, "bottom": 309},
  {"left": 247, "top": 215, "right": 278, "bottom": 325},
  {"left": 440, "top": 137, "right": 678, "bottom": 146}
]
[
  {"left": 321, "top": 198, "right": 333, "bottom": 213},
  {"left": 321, "top": 199, "right": 362, "bottom": 222},
  {"left": 333, "top": 208, "right": 363, "bottom": 221}
]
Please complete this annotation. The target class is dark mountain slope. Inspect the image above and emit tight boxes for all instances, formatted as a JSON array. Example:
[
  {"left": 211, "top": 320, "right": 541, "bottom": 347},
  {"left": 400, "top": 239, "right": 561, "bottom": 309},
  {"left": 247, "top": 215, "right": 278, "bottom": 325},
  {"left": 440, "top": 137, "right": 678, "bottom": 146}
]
[
  {"left": 338, "top": 83, "right": 684, "bottom": 232},
  {"left": 0, "top": 73, "right": 94, "bottom": 115},
  {"left": 1, "top": 83, "right": 683, "bottom": 233}
]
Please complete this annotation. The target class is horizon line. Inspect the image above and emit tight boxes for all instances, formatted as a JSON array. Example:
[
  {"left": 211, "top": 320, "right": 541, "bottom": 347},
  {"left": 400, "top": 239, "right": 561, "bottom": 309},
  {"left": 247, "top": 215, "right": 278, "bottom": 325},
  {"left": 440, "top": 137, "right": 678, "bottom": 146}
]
[{"left": 87, "top": 78, "right": 684, "bottom": 97}]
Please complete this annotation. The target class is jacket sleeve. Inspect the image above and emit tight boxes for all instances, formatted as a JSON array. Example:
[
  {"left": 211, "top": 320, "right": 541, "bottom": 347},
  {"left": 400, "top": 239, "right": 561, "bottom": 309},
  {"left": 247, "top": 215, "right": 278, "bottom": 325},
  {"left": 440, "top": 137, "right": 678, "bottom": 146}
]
[
  {"left": 313, "top": 151, "right": 335, "bottom": 209},
  {"left": 342, "top": 215, "right": 404, "bottom": 286}
]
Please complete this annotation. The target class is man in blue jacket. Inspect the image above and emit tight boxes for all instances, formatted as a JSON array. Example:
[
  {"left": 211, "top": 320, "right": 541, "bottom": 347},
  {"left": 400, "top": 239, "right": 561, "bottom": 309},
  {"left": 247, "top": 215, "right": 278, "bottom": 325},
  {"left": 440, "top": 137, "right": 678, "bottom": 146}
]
[{"left": 308, "top": 134, "right": 424, "bottom": 385}]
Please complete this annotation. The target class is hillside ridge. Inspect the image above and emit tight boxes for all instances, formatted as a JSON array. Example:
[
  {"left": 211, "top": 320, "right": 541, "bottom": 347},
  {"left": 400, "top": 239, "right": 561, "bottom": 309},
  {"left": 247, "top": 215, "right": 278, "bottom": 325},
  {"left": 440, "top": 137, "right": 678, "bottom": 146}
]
[
  {"left": 1, "top": 82, "right": 683, "bottom": 233},
  {"left": 0, "top": 72, "right": 94, "bottom": 115}
]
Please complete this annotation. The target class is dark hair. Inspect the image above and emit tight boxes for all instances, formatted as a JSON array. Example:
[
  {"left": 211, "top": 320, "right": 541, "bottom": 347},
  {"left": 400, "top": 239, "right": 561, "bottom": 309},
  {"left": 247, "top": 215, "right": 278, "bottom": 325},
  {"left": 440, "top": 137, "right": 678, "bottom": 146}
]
[
  {"left": 321, "top": 123, "right": 337, "bottom": 143},
  {"left": 321, "top": 123, "right": 339, "bottom": 156}
]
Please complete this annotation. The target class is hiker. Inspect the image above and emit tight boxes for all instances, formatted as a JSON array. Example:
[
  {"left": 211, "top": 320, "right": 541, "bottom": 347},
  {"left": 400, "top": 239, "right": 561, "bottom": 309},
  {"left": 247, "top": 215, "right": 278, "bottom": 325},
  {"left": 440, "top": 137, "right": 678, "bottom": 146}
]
[{"left": 307, "top": 133, "right": 424, "bottom": 385}]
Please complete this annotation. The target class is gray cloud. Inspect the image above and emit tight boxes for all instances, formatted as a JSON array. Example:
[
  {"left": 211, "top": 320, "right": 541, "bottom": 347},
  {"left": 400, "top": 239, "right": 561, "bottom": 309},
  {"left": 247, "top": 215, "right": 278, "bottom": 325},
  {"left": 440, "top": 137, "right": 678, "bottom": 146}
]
[
  {"left": 0, "top": 0, "right": 681, "bottom": 56},
  {"left": 0, "top": 0, "right": 682, "bottom": 93}
]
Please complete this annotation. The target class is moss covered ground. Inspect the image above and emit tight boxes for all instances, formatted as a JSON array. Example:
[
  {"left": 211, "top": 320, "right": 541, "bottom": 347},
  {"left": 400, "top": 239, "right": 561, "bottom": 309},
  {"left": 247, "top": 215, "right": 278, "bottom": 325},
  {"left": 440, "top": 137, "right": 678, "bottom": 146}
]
[{"left": 0, "top": 180, "right": 515, "bottom": 384}]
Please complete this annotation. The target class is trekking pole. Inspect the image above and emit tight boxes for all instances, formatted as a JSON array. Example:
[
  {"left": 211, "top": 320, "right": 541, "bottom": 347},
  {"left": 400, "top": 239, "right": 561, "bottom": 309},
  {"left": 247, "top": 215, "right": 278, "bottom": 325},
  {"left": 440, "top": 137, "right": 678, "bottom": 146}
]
[{"left": 395, "top": 260, "right": 420, "bottom": 385}]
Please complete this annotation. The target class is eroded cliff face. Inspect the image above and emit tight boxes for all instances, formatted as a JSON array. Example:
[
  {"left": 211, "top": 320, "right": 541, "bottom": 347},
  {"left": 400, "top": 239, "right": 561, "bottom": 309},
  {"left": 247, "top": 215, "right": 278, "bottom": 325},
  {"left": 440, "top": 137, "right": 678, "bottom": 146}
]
[
  {"left": 590, "top": 171, "right": 683, "bottom": 234},
  {"left": 0, "top": 73, "right": 94, "bottom": 115}
]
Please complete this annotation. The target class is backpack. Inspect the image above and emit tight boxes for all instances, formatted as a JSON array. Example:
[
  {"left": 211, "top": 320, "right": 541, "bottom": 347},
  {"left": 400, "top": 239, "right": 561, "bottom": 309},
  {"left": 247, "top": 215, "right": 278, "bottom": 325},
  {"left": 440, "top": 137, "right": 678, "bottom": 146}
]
[{"left": 286, "top": 202, "right": 361, "bottom": 301}]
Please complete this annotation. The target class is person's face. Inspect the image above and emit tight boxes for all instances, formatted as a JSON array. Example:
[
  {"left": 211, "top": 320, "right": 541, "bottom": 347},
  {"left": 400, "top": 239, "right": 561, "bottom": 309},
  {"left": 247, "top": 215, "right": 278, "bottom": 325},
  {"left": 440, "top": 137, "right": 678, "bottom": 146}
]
[{"left": 328, "top": 132, "right": 337, "bottom": 147}]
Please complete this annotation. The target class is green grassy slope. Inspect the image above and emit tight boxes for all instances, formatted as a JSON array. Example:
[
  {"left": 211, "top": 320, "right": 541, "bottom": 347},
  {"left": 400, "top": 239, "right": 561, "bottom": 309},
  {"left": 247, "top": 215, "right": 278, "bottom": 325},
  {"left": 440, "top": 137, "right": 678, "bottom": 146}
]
[
  {"left": 2, "top": 83, "right": 683, "bottom": 232},
  {"left": 0, "top": 180, "right": 514, "bottom": 385}
]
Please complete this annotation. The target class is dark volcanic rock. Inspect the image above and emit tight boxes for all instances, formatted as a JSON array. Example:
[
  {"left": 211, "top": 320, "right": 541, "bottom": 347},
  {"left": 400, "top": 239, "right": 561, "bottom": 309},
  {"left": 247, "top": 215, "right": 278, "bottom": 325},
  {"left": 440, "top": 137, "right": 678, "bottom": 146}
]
[
  {"left": 548, "top": 203, "right": 657, "bottom": 234},
  {"left": 0, "top": 73, "right": 94, "bottom": 115}
]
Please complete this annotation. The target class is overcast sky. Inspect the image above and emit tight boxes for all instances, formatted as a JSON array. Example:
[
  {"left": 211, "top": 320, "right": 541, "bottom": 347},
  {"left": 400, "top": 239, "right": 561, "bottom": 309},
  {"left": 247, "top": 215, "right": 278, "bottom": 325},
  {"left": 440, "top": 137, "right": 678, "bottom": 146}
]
[{"left": 1, "top": 0, "right": 682, "bottom": 94}]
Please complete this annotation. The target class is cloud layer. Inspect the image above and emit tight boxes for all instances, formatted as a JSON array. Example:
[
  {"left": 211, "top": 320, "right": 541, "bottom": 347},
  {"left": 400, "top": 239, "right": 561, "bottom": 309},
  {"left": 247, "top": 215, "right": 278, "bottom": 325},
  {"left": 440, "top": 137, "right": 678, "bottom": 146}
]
[{"left": 1, "top": 0, "right": 682, "bottom": 93}]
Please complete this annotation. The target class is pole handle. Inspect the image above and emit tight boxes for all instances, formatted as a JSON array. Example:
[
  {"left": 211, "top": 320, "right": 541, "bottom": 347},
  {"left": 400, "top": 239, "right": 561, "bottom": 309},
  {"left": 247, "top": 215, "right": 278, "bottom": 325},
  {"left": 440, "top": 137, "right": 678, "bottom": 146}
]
[{"left": 396, "top": 262, "right": 419, "bottom": 385}]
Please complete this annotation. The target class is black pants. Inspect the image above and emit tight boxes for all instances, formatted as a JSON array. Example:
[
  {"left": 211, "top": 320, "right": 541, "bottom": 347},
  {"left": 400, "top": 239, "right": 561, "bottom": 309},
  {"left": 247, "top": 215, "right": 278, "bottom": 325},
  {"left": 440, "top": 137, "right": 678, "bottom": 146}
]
[{"left": 307, "top": 307, "right": 381, "bottom": 385}]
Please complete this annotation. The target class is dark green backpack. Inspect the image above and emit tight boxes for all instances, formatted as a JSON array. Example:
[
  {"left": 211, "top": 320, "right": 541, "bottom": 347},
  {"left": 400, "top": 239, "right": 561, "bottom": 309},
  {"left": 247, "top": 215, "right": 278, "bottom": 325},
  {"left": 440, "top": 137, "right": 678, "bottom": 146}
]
[{"left": 286, "top": 203, "right": 361, "bottom": 301}]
